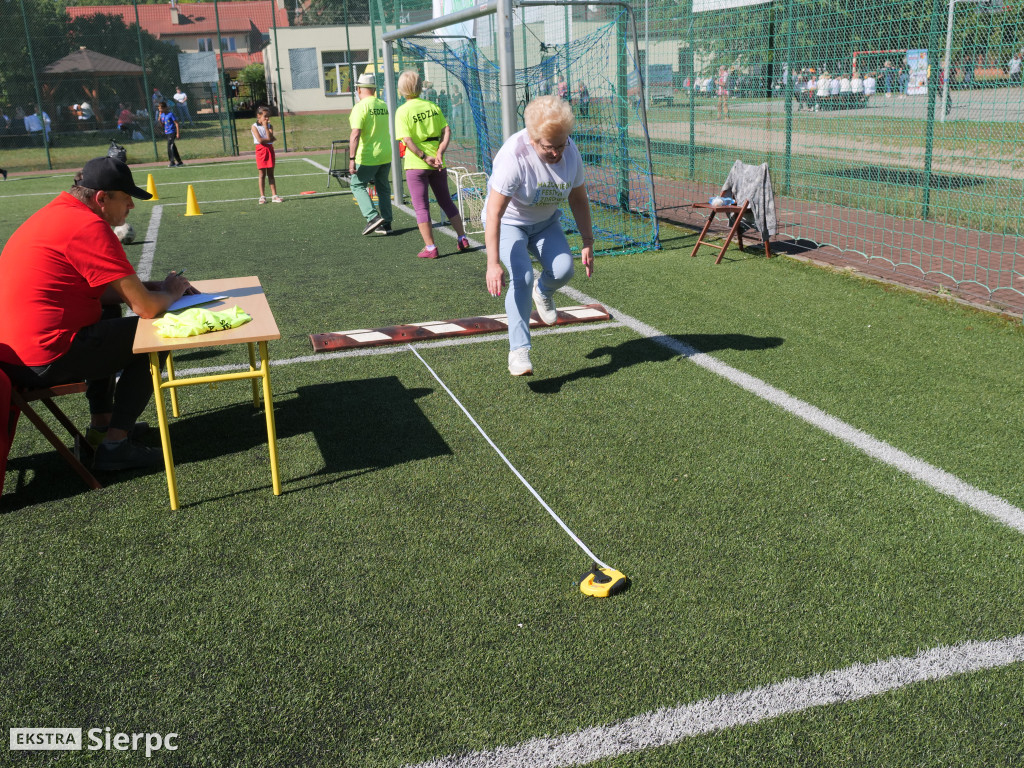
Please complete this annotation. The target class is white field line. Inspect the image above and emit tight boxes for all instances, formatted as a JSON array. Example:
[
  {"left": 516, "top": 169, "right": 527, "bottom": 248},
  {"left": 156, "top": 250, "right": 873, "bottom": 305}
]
[
  {"left": 168, "top": 321, "right": 623, "bottom": 377},
  {"left": 558, "top": 284, "right": 1024, "bottom": 535},
  {"left": 135, "top": 204, "right": 163, "bottom": 281},
  {"left": 406, "top": 633, "right": 1024, "bottom": 768},
  {"left": 0, "top": 180, "right": 327, "bottom": 201},
  {"left": 159, "top": 191, "right": 349, "bottom": 207},
  {"left": 151, "top": 171, "right": 325, "bottom": 187}
]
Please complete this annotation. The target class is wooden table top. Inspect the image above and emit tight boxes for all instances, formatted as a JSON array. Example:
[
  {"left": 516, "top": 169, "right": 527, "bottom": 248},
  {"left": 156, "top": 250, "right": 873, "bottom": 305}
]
[{"left": 132, "top": 275, "right": 281, "bottom": 354}]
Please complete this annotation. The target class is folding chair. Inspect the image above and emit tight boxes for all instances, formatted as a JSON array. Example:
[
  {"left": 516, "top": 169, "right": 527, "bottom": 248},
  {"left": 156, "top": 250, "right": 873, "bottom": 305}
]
[
  {"left": 691, "top": 160, "right": 776, "bottom": 264},
  {"left": 689, "top": 200, "right": 769, "bottom": 264},
  {"left": 326, "top": 139, "right": 352, "bottom": 190},
  {"left": 9, "top": 381, "right": 102, "bottom": 490}
]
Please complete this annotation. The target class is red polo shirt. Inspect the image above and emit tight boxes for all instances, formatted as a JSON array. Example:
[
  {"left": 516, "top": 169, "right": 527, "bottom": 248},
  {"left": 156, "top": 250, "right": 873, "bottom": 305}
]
[{"left": 0, "top": 192, "right": 135, "bottom": 367}]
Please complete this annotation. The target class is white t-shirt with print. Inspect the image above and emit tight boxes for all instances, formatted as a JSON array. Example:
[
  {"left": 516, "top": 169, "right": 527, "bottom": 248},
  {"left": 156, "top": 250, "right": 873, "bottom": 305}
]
[{"left": 484, "top": 128, "right": 585, "bottom": 227}]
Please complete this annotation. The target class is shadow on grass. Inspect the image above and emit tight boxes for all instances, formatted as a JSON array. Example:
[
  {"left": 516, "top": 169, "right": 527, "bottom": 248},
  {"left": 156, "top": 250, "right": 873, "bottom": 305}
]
[
  {"left": 2, "top": 452, "right": 90, "bottom": 512},
  {"left": 2, "top": 376, "right": 450, "bottom": 510},
  {"left": 170, "top": 375, "right": 450, "bottom": 472},
  {"left": 767, "top": 238, "right": 822, "bottom": 257},
  {"left": 528, "top": 333, "right": 783, "bottom": 394}
]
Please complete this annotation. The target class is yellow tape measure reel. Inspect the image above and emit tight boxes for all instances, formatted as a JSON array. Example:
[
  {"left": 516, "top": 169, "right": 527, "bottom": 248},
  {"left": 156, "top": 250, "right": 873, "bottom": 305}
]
[{"left": 579, "top": 562, "right": 629, "bottom": 598}]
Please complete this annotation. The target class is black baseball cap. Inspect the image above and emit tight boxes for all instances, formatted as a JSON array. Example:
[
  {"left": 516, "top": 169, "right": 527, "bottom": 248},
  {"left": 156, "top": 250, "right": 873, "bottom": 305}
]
[{"left": 76, "top": 157, "right": 152, "bottom": 200}]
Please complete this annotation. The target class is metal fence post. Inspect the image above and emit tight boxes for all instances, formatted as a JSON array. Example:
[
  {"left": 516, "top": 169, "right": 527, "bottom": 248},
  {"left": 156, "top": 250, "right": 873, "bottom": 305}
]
[
  {"left": 18, "top": 0, "right": 51, "bottom": 170},
  {"left": 921, "top": 0, "right": 946, "bottom": 221}
]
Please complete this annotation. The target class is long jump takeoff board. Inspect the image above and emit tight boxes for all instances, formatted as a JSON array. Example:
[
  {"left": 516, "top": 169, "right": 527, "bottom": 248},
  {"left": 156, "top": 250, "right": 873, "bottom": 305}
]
[{"left": 310, "top": 304, "right": 612, "bottom": 352}]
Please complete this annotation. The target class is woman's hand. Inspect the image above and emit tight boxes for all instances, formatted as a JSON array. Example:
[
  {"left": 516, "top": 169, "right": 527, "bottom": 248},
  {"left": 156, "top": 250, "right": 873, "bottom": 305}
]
[
  {"left": 426, "top": 153, "right": 442, "bottom": 169},
  {"left": 581, "top": 245, "right": 595, "bottom": 277},
  {"left": 486, "top": 263, "right": 506, "bottom": 297}
]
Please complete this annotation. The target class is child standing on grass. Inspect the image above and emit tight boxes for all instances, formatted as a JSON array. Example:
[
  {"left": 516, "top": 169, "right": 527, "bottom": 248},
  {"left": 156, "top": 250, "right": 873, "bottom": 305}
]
[
  {"left": 252, "top": 106, "right": 282, "bottom": 204},
  {"left": 157, "top": 101, "right": 184, "bottom": 167}
]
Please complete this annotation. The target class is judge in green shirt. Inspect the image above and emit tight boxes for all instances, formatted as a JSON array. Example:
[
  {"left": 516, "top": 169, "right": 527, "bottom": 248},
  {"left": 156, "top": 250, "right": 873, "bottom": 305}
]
[
  {"left": 394, "top": 69, "right": 471, "bottom": 259},
  {"left": 348, "top": 73, "right": 393, "bottom": 235}
]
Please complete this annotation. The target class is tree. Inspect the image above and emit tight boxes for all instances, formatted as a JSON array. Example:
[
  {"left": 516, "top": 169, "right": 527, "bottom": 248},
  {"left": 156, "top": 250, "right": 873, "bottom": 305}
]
[
  {"left": 65, "top": 12, "right": 183, "bottom": 111},
  {"left": 0, "top": 0, "right": 67, "bottom": 110},
  {"left": 300, "top": 0, "right": 372, "bottom": 26},
  {"left": 238, "top": 63, "right": 268, "bottom": 106}
]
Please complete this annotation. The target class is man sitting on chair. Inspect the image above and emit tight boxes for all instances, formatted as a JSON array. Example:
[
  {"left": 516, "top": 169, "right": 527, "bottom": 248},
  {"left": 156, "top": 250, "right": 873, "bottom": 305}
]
[{"left": 0, "top": 157, "right": 194, "bottom": 471}]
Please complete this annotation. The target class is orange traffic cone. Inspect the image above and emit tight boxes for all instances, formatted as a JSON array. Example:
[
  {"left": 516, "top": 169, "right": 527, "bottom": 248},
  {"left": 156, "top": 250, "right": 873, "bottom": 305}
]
[
  {"left": 146, "top": 173, "right": 159, "bottom": 201},
  {"left": 184, "top": 184, "right": 202, "bottom": 216}
]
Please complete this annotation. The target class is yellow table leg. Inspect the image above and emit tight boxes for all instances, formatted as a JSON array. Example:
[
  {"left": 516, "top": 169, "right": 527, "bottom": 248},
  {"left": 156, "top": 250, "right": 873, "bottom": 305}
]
[
  {"left": 248, "top": 343, "right": 260, "bottom": 408},
  {"left": 259, "top": 340, "right": 281, "bottom": 496},
  {"left": 167, "top": 351, "right": 180, "bottom": 418},
  {"left": 149, "top": 352, "right": 179, "bottom": 510}
]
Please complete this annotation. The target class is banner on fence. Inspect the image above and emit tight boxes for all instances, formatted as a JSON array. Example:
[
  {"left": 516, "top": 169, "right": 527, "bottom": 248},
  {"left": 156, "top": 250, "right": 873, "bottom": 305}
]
[
  {"left": 907, "top": 49, "right": 928, "bottom": 95},
  {"left": 178, "top": 52, "right": 218, "bottom": 84},
  {"left": 693, "top": 0, "right": 772, "bottom": 11},
  {"left": 432, "top": 0, "right": 476, "bottom": 38}
]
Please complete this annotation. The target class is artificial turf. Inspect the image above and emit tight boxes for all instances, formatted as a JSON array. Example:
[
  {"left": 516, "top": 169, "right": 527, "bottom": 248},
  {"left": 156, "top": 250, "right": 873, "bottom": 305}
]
[{"left": 2, "top": 156, "right": 1023, "bottom": 766}]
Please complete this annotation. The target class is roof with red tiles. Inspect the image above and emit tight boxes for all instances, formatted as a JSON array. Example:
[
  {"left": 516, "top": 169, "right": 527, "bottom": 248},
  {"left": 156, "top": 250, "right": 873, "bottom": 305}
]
[
  {"left": 66, "top": 2, "right": 290, "bottom": 39},
  {"left": 220, "top": 51, "right": 266, "bottom": 69}
]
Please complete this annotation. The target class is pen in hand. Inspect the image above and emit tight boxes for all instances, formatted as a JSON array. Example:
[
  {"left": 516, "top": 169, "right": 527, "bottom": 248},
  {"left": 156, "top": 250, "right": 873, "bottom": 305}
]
[{"left": 173, "top": 269, "right": 199, "bottom": 295}]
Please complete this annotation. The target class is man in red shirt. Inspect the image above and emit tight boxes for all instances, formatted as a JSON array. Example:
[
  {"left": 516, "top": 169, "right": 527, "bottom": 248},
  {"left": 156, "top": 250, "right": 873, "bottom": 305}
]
[{"left": 0, "top": 157, "right": 193, "bottom": 471}]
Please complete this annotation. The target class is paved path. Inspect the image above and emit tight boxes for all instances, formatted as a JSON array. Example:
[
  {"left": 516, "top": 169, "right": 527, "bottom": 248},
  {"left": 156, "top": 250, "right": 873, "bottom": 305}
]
[
  {"left": 443, "top": 140, "right": 1024, "bottom": 316},
  {"left": 658, "top": 176, "right": 1024, "bottom": 315}
]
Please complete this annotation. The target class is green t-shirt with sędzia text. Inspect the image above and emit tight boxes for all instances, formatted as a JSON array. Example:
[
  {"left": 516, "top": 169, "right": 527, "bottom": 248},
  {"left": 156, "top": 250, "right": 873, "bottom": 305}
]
[
  {"left": 349, "top": 96, "right": 392, "bottom": 166},
  {"left": 394, "top": 98, "right": 449, "bottom": 171}
]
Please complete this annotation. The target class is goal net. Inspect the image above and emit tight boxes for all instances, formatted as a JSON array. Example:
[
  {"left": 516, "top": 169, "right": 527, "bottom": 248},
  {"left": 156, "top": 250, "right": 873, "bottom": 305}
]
[{"left": 393, "top": 4, "right": 660, "bottom": 256}]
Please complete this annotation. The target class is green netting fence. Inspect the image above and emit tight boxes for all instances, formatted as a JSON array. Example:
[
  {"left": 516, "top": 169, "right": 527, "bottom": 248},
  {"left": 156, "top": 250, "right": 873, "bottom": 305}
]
[
  {"left": 0, "top": 0, "right": 285, "bottom": 171},
  {"left": 5, "top": 0, "right": 1024, "bottom": 308},
  {"left": 396, "top": 5, "right": 660, "bottom": 255},
  {"left": 371, "top": 0, "right": 1024, "bottom": 308}
]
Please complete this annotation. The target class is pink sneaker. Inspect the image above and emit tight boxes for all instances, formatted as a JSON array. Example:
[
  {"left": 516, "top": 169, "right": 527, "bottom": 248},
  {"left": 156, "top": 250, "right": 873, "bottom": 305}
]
[
  {"left": 457, "top": 236, "right": 471, "bottom": 252},
  {"left": 417, "top": 246, "right": 438, "bottom": 259}
]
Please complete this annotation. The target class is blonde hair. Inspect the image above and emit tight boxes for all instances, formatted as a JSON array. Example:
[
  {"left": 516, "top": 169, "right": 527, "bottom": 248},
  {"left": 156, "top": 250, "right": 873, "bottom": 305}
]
[
  {"left": 524, "top": 95, "right": 575, "bottom": 141},
  {"left": 397, "top": 69, "right": 422, "bottom": 99}
]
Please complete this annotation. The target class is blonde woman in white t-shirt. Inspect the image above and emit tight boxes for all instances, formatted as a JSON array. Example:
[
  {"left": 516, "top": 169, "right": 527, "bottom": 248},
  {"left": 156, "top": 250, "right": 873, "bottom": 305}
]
[{"left": 484, "top": 96, "right": 595, "bottom": 376}]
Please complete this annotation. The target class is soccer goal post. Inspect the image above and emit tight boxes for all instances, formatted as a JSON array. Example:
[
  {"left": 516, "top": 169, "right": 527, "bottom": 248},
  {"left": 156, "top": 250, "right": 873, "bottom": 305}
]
[{"left": 381, "top": 0, "right": 660, "bottom": 255}]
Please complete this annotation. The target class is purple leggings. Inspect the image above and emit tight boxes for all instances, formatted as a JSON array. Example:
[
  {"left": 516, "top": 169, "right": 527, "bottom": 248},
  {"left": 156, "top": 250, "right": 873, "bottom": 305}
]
[{"left": 406, "top": 168, "right": 459, "bottom": 224}]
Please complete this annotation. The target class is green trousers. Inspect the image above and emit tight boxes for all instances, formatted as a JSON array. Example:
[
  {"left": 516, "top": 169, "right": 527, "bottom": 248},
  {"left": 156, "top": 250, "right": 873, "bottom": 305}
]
[{"left": 351, "top": 162, "right": 393, "bottom": 224}]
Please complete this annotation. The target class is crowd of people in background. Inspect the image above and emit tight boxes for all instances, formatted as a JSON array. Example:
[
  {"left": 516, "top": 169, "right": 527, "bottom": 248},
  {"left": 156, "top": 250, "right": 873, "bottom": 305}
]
[
  {"left": 0, "top": 85, "right": 196, "bottom": 149},
  {"left": 0, "top": 104, "right": 53, "bottom": 144},
  {"left": 791, "top": 67, "right": 874, "bottom": 112}
]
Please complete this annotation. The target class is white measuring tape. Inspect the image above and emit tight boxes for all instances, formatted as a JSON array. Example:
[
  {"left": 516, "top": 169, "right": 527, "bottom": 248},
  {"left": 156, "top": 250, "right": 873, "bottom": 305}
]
[{"left": 408, "top": 344, "right": 612, "bottom": 571}]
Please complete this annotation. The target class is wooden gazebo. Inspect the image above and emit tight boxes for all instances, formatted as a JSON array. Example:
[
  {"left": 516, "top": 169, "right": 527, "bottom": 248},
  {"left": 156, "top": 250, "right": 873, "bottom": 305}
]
[{"left": 42, "top": 47, "right": 146, "bottom": 127}]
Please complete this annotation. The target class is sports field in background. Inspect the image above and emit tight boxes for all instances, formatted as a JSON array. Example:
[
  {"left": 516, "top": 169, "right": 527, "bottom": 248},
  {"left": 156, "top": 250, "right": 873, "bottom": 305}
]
[{"left": 2, "top": 155, "right": 1024, "bottom": 766}]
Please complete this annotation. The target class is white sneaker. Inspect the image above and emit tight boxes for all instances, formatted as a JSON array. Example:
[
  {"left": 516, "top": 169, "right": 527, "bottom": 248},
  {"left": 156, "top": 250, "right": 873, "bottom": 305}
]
[
  {"left": 508, "top": 347, "right": 533, "bottom": 376},
  {"left": 532, "top": 282, "right": 557, "bottom": 325}
]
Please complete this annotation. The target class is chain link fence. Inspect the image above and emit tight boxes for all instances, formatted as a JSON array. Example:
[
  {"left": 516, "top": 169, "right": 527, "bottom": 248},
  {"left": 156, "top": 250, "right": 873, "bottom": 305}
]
[
  {"left": 0, "top": 0, "right": 288, "bottom": 172},
  {"left": 5, "top": 0, "right": 1024, "bottom": 308}
]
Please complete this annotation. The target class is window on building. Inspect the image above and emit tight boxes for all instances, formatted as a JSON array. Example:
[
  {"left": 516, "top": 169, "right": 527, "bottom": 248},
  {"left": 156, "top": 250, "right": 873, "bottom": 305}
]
[
  {"left": 322, "top": 49, "right": 369, "bottom": 97},
  {"left": 199, "top": 37, "right": 237, "bottom": 53}
]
